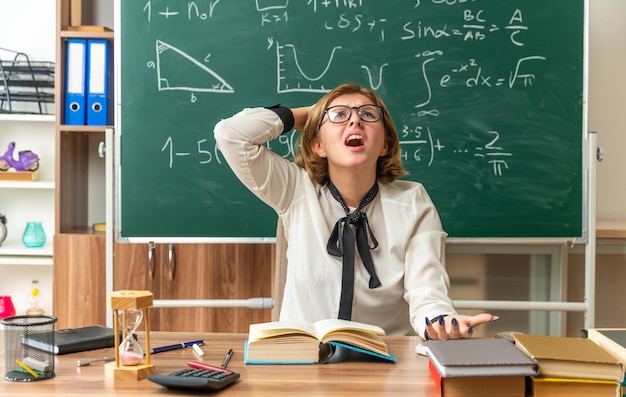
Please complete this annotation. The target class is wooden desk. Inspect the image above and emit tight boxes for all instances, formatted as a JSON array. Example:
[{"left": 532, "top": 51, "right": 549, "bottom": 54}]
[{"left": 0, "top": 332, "right": 437, "bottom": 396}]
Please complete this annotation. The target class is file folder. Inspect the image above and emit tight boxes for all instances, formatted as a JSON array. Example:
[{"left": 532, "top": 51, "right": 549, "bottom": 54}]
[
  {"left": 64, "top": 38, "right": 87, "bottom": 125},
  {"left": 86, "top": 39, "right": 112, "bottom": 126}
]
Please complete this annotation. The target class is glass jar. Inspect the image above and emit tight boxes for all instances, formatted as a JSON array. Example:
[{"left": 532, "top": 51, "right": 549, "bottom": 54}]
[
  {"left": 26, "top": 279, "right": 45, "bottom": 315},
  {"left": 22, "top": 222, "right": 46, "bottom": 248}
]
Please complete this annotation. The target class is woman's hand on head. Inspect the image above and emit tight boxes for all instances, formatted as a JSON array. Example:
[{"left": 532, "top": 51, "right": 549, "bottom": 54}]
[
  {"left": 292, "top": 106, "right": 314, "bottom": 130},
  {"left": 425, "top": 313, "right": 498, "bottom": 340}
]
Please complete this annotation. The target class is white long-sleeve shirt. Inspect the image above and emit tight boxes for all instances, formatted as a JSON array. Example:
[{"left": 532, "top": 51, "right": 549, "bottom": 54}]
[{"left": 214, "top": 107, "right": 456, "bottom": 336}]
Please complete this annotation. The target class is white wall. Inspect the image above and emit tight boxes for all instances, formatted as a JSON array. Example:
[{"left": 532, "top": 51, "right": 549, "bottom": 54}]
[
  {"left": 589, "top": 0, "right": 626, "bottom": 220},
  {"left": 0, "top": 0, "right": 55, "bottom": 62}
]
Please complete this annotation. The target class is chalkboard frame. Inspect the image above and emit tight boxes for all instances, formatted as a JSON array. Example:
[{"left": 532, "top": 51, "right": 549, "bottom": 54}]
[{"left": 114, "top": 0, "right": 589, "bottom": 243}]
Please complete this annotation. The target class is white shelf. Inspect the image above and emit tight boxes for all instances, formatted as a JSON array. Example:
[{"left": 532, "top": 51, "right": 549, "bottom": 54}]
[
  {"left": 0, "top": 256, "right": 53, "bottom": 266},
  {"left": 0, "top": 180, "right": 55, "bottom": 189},
  {"left": 0, "top": 240, "right": 52, "bottom": 254},
  {"left": 0, "top": 114, "right": 55, "bottom": 122},
  {"left": 0, "top": 108, "right": 55, "bottom": 268},
  {"left": 0, "top": 241, "right": 53, "bottom": 266}
]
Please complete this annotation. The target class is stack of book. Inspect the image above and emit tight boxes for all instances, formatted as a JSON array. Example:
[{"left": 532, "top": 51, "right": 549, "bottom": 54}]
[
  {"left": 513, "top": 333, "right": 624, "bottom": 397},
  {"left": 426, "top": 338, "right": 538, "bottom": 397}
]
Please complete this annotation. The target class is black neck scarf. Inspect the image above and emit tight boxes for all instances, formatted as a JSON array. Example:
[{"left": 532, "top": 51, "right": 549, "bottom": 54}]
[{"left": 326, "top": 180, "right": 382, "bottom": 320}]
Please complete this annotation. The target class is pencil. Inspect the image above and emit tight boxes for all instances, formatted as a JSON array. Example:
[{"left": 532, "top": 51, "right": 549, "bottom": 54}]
[{"left": 15, "top": 359, "right": 40, "bottom": 378}]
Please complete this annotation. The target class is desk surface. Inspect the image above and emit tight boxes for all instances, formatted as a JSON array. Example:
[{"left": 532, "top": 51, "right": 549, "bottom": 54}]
[{"left": 0, "top": 332, "right": 437, "bottom": 396}]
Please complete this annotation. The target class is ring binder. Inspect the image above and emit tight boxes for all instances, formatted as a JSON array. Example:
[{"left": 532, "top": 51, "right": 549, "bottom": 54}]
[
  {"left": 86, "top": 39, "right": 112, "bottom": 126},
  {"left": 64, "top": 38, "right": 87, "bottom": 125}
]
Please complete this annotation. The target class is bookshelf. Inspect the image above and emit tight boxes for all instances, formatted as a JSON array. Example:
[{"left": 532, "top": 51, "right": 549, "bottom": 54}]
[
  {"left": 0, "top": 114, "right": 55, "bottom": 266},
  {"left": 52, "top": 0, "right": 111, "bottom": 329}
]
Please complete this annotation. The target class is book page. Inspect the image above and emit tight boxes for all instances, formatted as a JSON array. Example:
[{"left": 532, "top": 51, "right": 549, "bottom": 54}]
[
  {"left": 587, "top": 329, "right": 626, "bottom": 365},
  {"left": 322, "top": 330, "right": 389, "bottom": 355},
  {"left": 313, "top": 319, "right": 388, "bottom": 355},
  {"left": 313, "top": 319, "right": 385, "bottom": 340},
  {"left": 248, "top": 321, "right": 319, "bottom": 342}
]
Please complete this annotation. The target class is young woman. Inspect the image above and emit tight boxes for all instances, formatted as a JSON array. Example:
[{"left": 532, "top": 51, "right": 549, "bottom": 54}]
[{"left": 214, "top": 83, "right": 495, "bottom": 339}]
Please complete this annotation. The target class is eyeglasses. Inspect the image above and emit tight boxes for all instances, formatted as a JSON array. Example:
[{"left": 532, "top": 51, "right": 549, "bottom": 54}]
[{"left": 322, "top": 104, "right": 383, "bottom": 125}]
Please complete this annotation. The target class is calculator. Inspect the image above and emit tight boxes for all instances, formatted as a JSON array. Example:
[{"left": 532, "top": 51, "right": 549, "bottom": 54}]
[{"left": 147, "top": 368, "right": 240, "bottom": 391}]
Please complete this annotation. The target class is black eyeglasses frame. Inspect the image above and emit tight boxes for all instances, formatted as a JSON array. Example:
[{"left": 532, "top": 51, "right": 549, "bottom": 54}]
[{"left": 320, "top": 104, "right": 383, "bottom": 127}]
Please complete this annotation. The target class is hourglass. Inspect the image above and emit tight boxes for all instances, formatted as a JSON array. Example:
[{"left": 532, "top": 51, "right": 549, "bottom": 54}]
[
  {"left": 105, "top": 290, "right": 155, "bottom": 380},
  {"left": 118, "top": 308, "right": 144, "bottom": 365}
]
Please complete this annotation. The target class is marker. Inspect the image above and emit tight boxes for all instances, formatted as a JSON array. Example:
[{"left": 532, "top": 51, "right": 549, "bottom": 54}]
[
  {"left": 221, "top": 348, "right": 234, "bottom": 369},
  {"left": 151, "top": 340, "right": 205, "bottom": 354},
  {"left": 187, "top": 361, "right": 230, "bottom": 374}
]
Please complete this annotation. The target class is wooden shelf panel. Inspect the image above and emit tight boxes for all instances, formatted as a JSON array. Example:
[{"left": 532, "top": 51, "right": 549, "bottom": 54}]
[
  {"left": 60, "top": 30, "right": 114, "bottom": 39},
  {"left": 58, "top": 227, "right": 105, "bottom": 236},
  {"left": 58, "top": 125, "right": 109, "bottom": 133}
]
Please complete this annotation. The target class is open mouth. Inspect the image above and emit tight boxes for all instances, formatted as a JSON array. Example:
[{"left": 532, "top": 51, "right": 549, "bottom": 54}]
[{"left": 345, "top": 134, "right": 364, "bottom": 147}]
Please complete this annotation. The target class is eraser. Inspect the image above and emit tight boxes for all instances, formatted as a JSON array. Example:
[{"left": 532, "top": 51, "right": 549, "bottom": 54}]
[
  {"left": 192, "top": 343, "right": 205, "bottom": 356},
  {"left": 415, "top": 343, "right": 429, "bottom": 356},
  {"left": 22, "top": 356, "right": 50, "bottom": 372}
]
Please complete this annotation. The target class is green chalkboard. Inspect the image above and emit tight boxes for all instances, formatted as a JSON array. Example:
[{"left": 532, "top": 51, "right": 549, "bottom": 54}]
[{"left": 117, "top": 0, "right": 585, "bottom": 240}]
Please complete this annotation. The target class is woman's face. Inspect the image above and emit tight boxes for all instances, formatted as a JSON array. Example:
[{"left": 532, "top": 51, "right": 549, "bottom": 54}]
[{"left": 312, "top": 93, "right": 388, "bottom": 177}]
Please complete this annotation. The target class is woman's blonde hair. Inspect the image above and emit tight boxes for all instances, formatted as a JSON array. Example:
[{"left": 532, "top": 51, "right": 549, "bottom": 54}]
[{"left": 294, "top": 83, "right": 407, "bottom": 185}]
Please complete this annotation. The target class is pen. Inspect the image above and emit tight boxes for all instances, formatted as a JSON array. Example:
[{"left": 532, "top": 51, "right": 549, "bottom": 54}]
[
  {"left": 221, "top": 348, "right": 234, "bottom": 369},
  {"left": 187, "top": 361, "right": 230, "bottom": 374},
  {"left": 76, "top": 356, "right": 115, "bottom": 367},
  {"left": 151, "top": 340, "right": 205, "bottom": 354}
]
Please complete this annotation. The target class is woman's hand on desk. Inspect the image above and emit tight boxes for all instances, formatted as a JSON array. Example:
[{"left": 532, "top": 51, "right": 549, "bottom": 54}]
[{"left": 425, "top": 313, "right": 498, "bottom": 340}]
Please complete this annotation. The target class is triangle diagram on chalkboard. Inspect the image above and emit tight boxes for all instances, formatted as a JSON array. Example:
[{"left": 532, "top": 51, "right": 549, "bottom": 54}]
[{"left": 155, "top": 40, "right": 234, "bottom": 93}]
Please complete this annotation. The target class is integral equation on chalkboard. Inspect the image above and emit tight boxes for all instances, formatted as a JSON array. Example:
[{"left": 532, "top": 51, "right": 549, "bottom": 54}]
[{"left": 139, "top": 1, "right": 555, "bottom": 177}]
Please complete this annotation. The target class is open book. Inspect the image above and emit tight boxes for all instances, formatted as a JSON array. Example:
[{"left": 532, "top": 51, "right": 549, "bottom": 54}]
[{"left": 243, "top": 319, "right": 397, "bottom": 364}]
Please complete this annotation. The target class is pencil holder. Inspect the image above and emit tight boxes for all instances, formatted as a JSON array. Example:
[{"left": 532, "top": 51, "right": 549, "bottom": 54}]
[{"left": 1, "top": 315, "right": 57, "bottom": 381}]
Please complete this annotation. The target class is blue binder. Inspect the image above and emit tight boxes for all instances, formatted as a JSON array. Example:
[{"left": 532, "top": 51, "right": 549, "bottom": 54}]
[
  {"left": 86, "top": 39, "right": 112, "bottom": 126},
  {"left": 64, "top": 39, "right": 87, "bottom": 125}
]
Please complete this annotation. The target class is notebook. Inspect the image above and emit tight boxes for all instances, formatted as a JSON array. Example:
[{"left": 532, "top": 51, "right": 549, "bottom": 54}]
[
  {"left": 426, "top": 338, "right": 539, "bottom": 377},
  {"left": 22, "top": 325, "right": 120, "bottom": 355}
]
